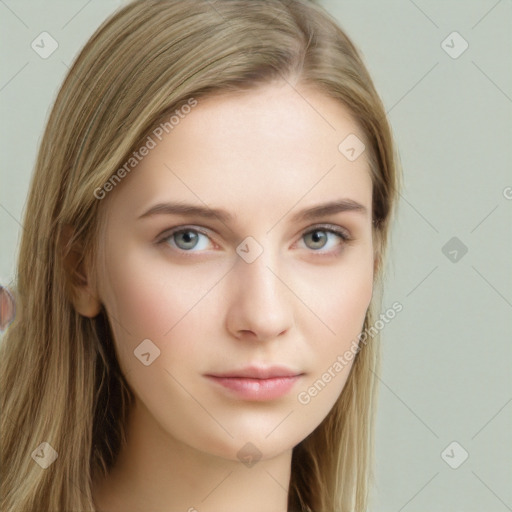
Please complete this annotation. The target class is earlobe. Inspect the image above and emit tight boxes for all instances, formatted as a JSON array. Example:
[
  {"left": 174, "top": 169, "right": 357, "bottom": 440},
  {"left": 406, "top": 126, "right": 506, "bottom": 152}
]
[{"left": 61, "top": 224, "right": 102, "bottom": 318}]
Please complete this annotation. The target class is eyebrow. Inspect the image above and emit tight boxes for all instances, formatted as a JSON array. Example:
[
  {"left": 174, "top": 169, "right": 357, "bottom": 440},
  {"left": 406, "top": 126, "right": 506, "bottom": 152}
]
[{"left": 138, "top": 198, "right": 368, "bottom": 223}]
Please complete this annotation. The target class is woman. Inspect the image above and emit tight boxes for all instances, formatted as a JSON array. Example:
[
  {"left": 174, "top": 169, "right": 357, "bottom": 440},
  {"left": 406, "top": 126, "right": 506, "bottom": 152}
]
[{"left": 0, "top": 1, "right": 401, "bottom": 510}]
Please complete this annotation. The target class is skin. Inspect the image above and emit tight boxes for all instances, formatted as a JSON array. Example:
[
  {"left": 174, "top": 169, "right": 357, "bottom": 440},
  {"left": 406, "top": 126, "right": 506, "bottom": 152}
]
[{"left": 75, "top": 80, "right": 376, "bottom": 512}]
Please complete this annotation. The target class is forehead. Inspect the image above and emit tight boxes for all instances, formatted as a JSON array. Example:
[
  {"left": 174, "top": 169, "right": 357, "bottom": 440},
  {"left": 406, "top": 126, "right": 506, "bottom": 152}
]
[{"left": 105, "top": 82, "right": 373, "bottom": 226}]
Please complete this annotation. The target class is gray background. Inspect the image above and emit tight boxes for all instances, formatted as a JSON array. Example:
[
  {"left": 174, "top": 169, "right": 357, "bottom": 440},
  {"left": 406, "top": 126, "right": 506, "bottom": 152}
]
[{"left": 1, "top": 1, "right": 511, "bottom": 510}]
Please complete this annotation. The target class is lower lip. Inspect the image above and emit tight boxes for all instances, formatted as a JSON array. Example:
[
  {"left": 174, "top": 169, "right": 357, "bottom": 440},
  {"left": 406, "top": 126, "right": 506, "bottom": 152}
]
[{"left": 205, "top": 375, "right": 302, "bottom": 401}]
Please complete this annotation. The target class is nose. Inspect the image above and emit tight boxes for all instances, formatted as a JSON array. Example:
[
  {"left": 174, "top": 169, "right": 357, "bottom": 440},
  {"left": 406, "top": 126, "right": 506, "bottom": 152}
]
[{"left": 224, "top": 246, "right": 294, "bottom": 342}]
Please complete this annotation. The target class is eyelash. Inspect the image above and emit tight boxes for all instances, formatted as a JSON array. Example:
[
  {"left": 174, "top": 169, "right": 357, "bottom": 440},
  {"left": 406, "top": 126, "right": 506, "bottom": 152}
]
[{"left": 156, "top": 224, "right": 352, "bottom": 258}]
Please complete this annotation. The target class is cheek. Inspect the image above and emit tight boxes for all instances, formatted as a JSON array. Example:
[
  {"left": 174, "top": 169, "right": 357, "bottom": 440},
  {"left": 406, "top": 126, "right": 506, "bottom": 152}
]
[
  {"left": 294, "top": 252, "right": 374, "bottom": 348},
  {"left": 291, "top": 259, "right": 373, "bottom": 427},
  {"left": 99, "top": 244, "right": 226, "bottom": 370},
  {"left": 331, "top": 266, "right": 373, "bottom": 339}
]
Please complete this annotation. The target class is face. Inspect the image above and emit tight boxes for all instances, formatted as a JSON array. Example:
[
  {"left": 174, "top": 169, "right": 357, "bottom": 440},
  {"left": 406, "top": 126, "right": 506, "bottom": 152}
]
[{"left": 94, "top": 82, "right": 375, "bottom": 462}]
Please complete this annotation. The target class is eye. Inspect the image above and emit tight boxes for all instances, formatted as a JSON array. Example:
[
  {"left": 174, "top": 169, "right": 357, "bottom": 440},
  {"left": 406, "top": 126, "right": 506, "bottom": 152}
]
[
  {"left": 298, "top": 225, "right": 350, "bottom": 254},
  {"left": 156, "top": 224, "right": 351, "bottom": 256},
  {"left": 159, "top": 227, "right": 214, "bottom": 252}
]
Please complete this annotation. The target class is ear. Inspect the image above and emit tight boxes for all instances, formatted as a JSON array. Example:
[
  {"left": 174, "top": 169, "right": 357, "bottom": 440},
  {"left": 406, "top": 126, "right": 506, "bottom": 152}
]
[{"left": 61, "top": 224, "right": 102, "bottom": 318}]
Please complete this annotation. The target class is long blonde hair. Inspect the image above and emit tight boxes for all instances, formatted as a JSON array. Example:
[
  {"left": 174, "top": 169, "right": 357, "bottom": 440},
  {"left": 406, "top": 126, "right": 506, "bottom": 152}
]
[{"left": 0, "top": 1, "right": 401, "bottom": 510}]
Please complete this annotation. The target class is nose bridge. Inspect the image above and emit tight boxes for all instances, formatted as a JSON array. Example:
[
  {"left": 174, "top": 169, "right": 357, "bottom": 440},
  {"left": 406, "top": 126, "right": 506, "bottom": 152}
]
[
  {"left": 226, "top": 239, "right": 293, "bottom": 339},
  {"left": 236, "top": 241, "right": 281, "bottom": 303}
]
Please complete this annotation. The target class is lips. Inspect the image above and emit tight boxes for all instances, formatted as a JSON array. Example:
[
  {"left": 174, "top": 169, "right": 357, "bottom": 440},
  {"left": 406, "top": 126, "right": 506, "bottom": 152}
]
[
  {"left": 205, "top": 364, "right": 303, "bottom": 379},
  {"left": 204, "top": 364, "right": 305, "bottom": 401}
]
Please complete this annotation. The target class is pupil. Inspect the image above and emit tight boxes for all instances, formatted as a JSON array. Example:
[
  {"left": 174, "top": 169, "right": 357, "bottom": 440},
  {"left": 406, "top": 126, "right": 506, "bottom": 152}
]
[
  {"left": 178, "top": 231, "right": 197, "bottom": 248},
  {"left": 309, "top": 230, "right": 326, "bottom": 248}
]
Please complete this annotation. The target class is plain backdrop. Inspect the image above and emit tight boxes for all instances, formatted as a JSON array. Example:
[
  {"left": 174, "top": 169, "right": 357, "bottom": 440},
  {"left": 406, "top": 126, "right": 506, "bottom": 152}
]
[{"left": 1, "top": 1, "right": 511, "bottom": 510}]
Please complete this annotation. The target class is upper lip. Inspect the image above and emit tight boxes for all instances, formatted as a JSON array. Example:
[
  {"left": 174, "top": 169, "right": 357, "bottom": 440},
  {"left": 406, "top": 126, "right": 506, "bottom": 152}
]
[{"left": 205, "top": 364, "right": 304, "bottom": 379}]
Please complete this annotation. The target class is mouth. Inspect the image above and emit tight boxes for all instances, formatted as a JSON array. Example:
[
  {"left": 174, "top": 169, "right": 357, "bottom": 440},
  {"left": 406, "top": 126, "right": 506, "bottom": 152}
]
[{"left": 204, "top": 364, "right": 305, "bottom": 401}]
